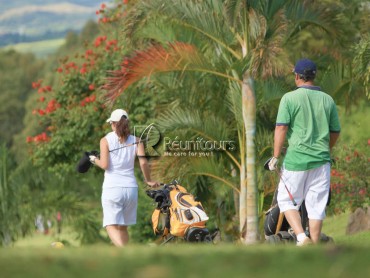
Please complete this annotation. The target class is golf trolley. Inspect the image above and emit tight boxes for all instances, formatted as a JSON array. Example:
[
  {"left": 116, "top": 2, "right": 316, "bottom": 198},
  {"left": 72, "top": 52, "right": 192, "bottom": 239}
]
[
  {"left": 146, "top": 180, "right": 216, "bottom": 245},
  {"left": 264, "top": 189, "right": 334, "bottom": 244},
  {"left": 263, "top": 157, "right": 334, "bottom": 244}
]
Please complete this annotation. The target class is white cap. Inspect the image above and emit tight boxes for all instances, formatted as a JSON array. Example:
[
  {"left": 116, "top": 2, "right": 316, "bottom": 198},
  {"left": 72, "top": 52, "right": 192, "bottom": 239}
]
[{"left": 106, "top": 109, "right": 129, "bottom": 122}]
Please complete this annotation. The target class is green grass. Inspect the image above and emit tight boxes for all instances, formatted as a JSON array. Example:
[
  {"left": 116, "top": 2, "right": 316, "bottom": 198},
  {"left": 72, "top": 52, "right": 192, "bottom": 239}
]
[
  {"left": 322, "top": 211, "right": 370, "bottom": 245},
  {"left": 337, "top": 100, "right": 369, "bottom": 147},
  {"left": 14, "top": 228, "right": 80, "bottom": 248},
  {"left": 2, "top": 38, "right": 65, "bottom": 58},
  {"left": 3, "top": 212, "right": 369, "bottom": 278},
  {"left": 2, "top": 243, "right": 370, "bottom": 278}
]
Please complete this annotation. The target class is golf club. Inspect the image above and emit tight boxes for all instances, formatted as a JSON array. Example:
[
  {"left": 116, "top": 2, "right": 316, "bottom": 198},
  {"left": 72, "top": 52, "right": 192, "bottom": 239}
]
[
  {"left": 264, "top": 157, "right": 297, "bottom": 206},
  {"left": 274, "top": 168, "right": 297, "bottom": 206},
  {"left": 109, "top": 138, "right": 148, "bottom": 152}
]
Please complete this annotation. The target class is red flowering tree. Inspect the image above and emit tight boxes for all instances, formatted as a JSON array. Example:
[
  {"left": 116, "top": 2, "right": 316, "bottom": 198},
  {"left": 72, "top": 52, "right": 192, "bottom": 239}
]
[
  {"left": 21, "top": 1, "right": 139, "bottom": 244},
  {"left": 28, "top": 2, "right": 130, "bottom": 173},
  {"left": 328, "top": 143, "right": 369, "bottom": 214}
]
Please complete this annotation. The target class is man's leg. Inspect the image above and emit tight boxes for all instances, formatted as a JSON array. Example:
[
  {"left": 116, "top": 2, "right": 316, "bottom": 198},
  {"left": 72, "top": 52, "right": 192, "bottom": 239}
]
[
  {"left": 309, "top": 219, "right": 322, "bottom": 243},
  {"left": 106, "top": 225, "right": 129, "bottom": 247},
  {"left": 277, "top": 168, "right": 312, "bottom": 245},
  {"left": 304, "top": 163, "right": 330, "bottom": 244},
  {"left": 284, "top": 210, "right": 305, "bottom": 235}
]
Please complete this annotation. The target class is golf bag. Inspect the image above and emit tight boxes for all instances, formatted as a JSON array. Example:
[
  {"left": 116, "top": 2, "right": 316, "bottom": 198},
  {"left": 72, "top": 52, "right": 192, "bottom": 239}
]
[
  {"left": 146, "top": 180, "right": 213, "bottom": 244},
  {"left": 264, "top": 190, "right": 333, "bottom": 244}
]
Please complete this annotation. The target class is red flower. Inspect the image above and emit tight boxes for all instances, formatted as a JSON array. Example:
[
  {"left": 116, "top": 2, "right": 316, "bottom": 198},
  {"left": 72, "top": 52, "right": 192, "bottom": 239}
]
[
  {"left": 85, "top": 49, "right": 93, "bottom": 58},
  {"left": 26, "top": 136, "right": 33, "bottom": 143},
  {"left": 89, "top": 95, "right": 96, "bottom": 102},
  {"left": 33, "top": 132, "right": 50, "bottom": 143},
  {"left": 32, "top": 82, "right": 41, "bottom": 89},
  {"left": 89, "top": 84, "right": 95, "bottom": 91},
  {"left": 359, "top": 189, "right": 366, "bottom": 196},
  {"left": 101, "top": 3, "right": 106, "bottom": 9},
  {"left": 44, "top": 99, "right": 60, "bottom": 113},
  {"left": 56, "top": 67, "right": 63, "bottom": 73},
  {"left": 39, "top": 96, "right": 45, "bottom": 102},
  {"left": 94, "top": 38, "right": 102, "bottom": 47},
  {"left": 123, "top": 0, "right": 128, "bottom": 4},
  {"left": 96, "top": 10, "right": 100, "bottom": 15},
  {"left": 80, "top": 67, "right": 87, "bottom": 74},
  {"left": 107, "top": 40, "right": 118, "bottom": 46}
]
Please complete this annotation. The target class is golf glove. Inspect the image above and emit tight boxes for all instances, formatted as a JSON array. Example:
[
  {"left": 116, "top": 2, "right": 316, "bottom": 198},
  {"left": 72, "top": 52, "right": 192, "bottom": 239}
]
[
  {"left": 89, "top": 155, "right": 97, "bottom": 164},
  {"left": 267, "top": 157, "right": 278, "bottom": 171}
]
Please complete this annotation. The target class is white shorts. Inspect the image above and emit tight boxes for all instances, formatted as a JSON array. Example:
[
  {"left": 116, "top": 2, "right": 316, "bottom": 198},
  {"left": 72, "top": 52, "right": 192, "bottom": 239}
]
[
  {"left": 101, "top": 187, "right": 138, "bottom": 227},
  {"left": 277, "top": 163, "right": 330, "bottom": 220}
]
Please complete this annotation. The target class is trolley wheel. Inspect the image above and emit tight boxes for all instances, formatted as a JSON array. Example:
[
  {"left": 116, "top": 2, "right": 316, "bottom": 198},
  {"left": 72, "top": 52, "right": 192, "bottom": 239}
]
[{"left": 266, "top": 234, "right": 282, "bottom": 244}]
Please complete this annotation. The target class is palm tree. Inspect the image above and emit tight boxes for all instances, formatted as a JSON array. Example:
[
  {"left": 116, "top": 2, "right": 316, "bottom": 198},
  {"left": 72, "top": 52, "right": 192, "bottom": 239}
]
[{"left": 104, "top": 0, "right": 344, "bottom": 244}]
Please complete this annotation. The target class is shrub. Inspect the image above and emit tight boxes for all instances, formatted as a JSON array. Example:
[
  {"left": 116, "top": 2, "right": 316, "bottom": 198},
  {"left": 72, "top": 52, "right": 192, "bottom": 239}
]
[{"left": 328, "top": 142, "right": 369, "bottom": 214}]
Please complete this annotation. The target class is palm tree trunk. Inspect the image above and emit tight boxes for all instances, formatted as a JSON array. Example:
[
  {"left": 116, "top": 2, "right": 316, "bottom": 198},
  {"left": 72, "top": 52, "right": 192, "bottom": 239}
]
[
  {"left": 239, "top": 159, "right": 247, "bottom": 238},
  {"left": 241, "top": 71, "right": 259, "bottom": 244}
]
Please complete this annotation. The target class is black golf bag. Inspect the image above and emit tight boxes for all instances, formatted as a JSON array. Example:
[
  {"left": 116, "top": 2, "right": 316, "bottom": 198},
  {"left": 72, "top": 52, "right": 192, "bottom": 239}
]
[
  {"left": 146, "top": 180, "right": 216, "bottom": 244},
  {"left": 264, "top": 190, "right": 333, "bottom": 244}
]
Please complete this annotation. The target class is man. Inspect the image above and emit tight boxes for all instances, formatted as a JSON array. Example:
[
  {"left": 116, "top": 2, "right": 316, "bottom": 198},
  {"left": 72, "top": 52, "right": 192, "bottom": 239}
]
[{"left": 268, "top": 59, "right": 341, "bottom": 246}]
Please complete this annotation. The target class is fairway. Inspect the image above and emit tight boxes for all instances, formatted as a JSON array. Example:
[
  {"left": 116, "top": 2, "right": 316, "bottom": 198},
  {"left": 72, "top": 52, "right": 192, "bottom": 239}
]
[
  {"left": 4, "top": 211, "right": 370, "bottom": 278},
  {"left": 1, "top": 243, "right": 370, "bottom": 278}
]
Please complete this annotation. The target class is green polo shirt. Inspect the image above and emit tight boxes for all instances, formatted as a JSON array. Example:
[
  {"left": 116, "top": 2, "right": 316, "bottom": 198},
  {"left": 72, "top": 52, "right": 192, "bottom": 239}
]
[{"left": 276, "top": 86, "right": 341, "bottom": 171}]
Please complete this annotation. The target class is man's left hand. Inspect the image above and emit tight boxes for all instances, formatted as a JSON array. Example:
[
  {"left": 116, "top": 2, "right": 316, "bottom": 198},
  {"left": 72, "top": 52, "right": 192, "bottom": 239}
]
[{"left": 264, "top": 157, "right": 279, "bottom": 171}]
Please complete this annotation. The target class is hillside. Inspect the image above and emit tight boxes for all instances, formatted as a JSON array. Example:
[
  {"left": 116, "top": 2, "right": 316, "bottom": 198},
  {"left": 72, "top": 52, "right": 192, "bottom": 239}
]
[{"left": 0, "top": 0, "right": 103, "bottom": 46}]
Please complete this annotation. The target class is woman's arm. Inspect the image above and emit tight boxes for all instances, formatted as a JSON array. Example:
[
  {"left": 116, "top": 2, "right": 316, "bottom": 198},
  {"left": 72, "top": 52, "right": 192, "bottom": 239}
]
[
  {"left": 93, "top": 137, "right": 109, "bottom": 170},
  {"left": 137, "top": 139, "right": 159, "bottom": 187}
]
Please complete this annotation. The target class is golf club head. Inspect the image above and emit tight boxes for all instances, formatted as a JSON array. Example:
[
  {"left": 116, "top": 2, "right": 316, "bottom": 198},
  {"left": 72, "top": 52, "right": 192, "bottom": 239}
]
[
  {"left": 264, "top": 157, "right": 272, "bottom": 171},
  {"left": 76, "top": 150, "right": 99, "bottom": 173}
]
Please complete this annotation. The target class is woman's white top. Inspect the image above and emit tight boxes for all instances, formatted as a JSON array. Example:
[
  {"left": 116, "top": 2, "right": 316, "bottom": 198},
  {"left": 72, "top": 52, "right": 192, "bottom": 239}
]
[{"left": 103, "top": 132, "right": 138, "bottom": 188}]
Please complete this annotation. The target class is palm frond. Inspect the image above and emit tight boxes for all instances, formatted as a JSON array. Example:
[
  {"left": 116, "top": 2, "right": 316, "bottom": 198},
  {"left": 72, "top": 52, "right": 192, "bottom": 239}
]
[
  {"left": 352, "top": 35, "right": 370, "bottom": 97},
  {"left": 250, "top": 9, "right": 291, "bottom": 79},
  {"left": 157, "top": 106, "right": 240, "bottom": 169},
  {"left": 104, "top": 42, "right": 239, "bottom": 103},
  {"left": 125, "top": 0, "right": 240, "bottom": 58},
  {"left": 285, "top": 0, "right": 343, "bottom": 43},
  {"left": 255, "top": 78, "right": 290, "bottom": 102},
  {"left": 191, "top": 156, "right": 239, "bottom": 192},
  {"left": 158, "top": 108, "right": 230, "bottom": 139}
]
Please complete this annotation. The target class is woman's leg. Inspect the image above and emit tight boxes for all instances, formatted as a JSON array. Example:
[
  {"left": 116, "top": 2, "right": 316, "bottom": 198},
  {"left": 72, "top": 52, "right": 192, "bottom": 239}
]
[{"left": 106, "top": 225, "right": 129, "bottom": 247}]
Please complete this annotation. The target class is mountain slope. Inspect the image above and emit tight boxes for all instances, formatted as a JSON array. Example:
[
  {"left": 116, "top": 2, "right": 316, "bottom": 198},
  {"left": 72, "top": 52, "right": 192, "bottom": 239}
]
[{"left": 0, "top": 0, "right": 103, "bottom": 46}]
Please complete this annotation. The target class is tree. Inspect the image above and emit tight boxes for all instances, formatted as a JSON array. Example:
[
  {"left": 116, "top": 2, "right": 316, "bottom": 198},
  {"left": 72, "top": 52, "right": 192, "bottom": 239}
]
[
  {"left": 0, "top": 50, "right": 44, "bottom": 147},
  {"left": 104, "top": 0, "right": 347, "bottom": 244}
]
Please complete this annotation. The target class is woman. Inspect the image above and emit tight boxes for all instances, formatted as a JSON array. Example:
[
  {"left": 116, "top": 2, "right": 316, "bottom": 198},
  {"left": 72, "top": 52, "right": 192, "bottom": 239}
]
[{"left": 89, "top": 108, "right": 159, "bottom": 247}]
